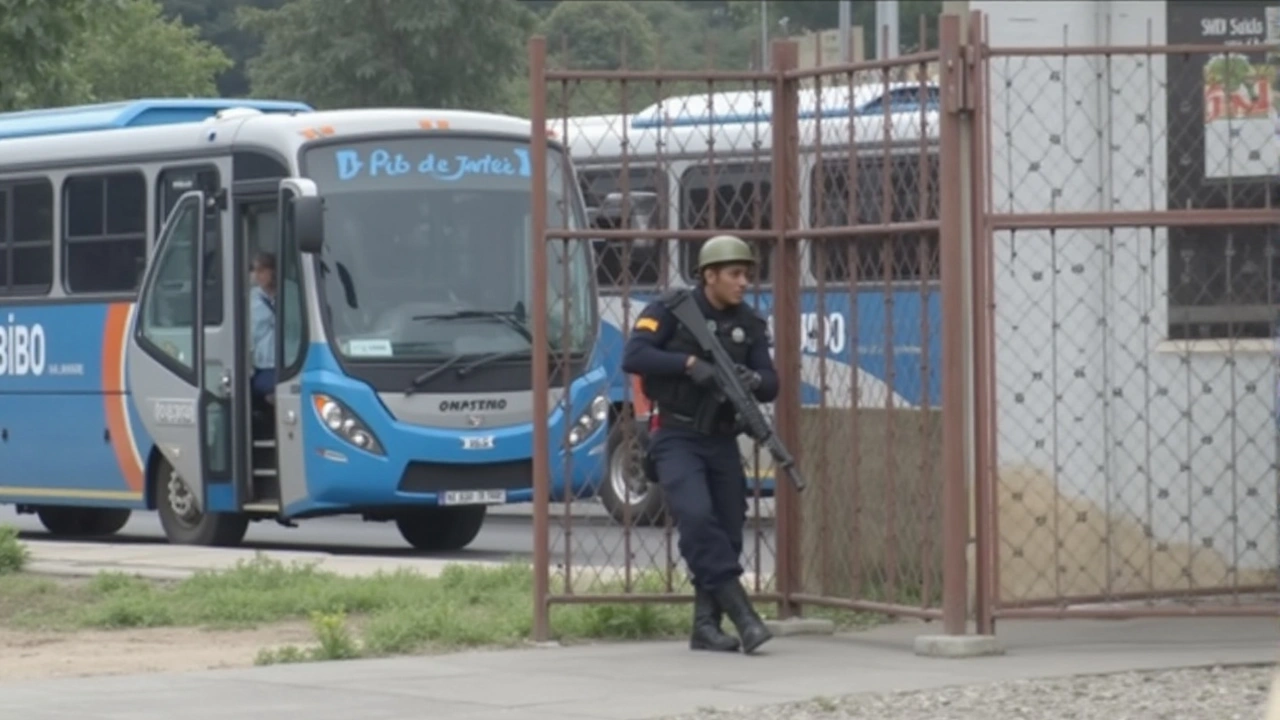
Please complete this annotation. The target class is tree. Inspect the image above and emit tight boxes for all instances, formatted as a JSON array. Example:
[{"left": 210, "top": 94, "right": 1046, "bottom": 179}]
[
  {"left": 66, "top": 0, "right": 233, "bottom": 103},
  {"left": 240, "top": 0, "right": 538, "bottom": 112},
  {"left": 161, "top": 0, "right": 289, "bottom": 97},
  {"left": 0, "top": 0, "right": 101, "bottom": 110},
  {"left": 0, "top": 0, "right": 232, "bottom": 111},
  {"left": 542, "top": 1, "right": 658, "bottom": 71}
]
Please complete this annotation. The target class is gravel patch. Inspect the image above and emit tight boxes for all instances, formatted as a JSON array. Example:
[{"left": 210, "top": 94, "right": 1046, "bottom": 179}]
[{"left": 661, "top": 664, "right": 1276, "bottom": 720}]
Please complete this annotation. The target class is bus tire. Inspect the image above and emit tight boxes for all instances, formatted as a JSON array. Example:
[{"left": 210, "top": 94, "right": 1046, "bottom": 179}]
[
  {"left": 599, "top": 423, "right": 667, "bottom": 527},
  {"left": 35, "top": 506, "right": 132, "bottom": 537},
  {"left": 154, "top": 456, "right": 249, "bottom": 547},
  {"left": 395, "top": 506, "right": 486, "bottom": 552}
]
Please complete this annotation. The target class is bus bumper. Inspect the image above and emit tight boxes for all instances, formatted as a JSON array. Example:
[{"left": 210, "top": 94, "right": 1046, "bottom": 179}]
[{"left": 279, "top": 369, "right": 609, "bottom": 519}]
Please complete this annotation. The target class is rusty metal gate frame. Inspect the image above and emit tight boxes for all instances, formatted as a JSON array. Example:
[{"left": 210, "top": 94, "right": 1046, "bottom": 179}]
[
  {"left": 527, "top": 15, "right": 976, "bottom": 642},
  {"left": 968, "top": 11, "right": 1280, "bottom": 631}
]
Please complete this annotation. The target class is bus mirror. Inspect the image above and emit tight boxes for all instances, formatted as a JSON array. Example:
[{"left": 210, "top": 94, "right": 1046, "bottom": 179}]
[{"left": 293, "top": 196, "right": 325, "bottom": 254}]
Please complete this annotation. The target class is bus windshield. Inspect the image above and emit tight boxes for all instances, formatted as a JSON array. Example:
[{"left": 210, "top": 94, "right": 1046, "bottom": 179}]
[{"left": 302, "top": 136, "right": 594, "bottom": 362}]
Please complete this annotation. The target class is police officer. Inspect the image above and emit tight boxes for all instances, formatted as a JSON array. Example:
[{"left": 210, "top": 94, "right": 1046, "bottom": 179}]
[{"left": 621, "top": 235, "right": 778, "bottom": 655}]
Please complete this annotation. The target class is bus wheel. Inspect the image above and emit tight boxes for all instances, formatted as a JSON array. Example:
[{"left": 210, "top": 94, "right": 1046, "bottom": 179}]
[
  {"left": 155, "top": 457, "right": 248, "bottom": 547},
  {"left": 599, "top": 425, "right": 667, "bottom": 527},
  {"left": 395, "top": 506, "right": 486, "bottom": 552},
  {"left": 35, "top": 507, "right": 132, "bottom": 537}
]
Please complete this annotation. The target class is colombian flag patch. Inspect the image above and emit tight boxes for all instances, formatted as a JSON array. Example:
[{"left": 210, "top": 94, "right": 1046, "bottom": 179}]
[{"left": 635, "top": 317, "right": 659, "bottom": 332}]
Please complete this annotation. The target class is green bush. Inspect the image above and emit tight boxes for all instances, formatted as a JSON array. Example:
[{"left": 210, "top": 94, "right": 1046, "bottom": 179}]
[{"left": 0, "top": 525, "right": 28, "bottom": 575}]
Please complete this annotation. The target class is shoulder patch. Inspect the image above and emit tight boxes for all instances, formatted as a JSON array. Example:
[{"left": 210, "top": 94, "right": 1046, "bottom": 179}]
[{"left": 634, "top": 317, "right": 659, "bottom": 332}]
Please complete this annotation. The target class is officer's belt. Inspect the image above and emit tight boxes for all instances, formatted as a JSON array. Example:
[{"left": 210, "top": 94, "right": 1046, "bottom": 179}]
[{"left": 654, "top": 409, "right": 738, "bottom": 436}]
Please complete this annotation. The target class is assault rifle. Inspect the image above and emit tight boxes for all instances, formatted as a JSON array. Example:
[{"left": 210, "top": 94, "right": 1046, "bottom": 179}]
[{"left": 662, "top": 290, "right": 807, "bottom": 493}]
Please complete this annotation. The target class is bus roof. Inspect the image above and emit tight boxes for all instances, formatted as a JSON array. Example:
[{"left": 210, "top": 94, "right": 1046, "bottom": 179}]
[
  {"left": 0, "top": 106, "right": 551, "bottom": 177},
  {"left": 0, "top": 98, "right": 314, "bottom": 141},
  {"left": 628, "top": 82, "right": 938, "bottom": 129}
]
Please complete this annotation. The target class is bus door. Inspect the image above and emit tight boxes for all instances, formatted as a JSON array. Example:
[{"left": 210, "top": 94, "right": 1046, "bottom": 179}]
[
  {"left": 271, "top": 179, "right": 322, "bottom": 513},
  {"left": 129, "top": 186, "right": 247, "bottom": 516}
]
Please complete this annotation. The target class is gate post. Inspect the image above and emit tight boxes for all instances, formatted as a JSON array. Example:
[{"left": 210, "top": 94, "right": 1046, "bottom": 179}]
[
  {"left": 769, "top": 39, "right": 803, "bottom": 619},
  {"left": 527, "top": 35, "right": 552, "bottom": 645},
  {"left": 937, "top": 10, "right": 971, "bottom": 640},
  {"left": 912, "top": 12, "right": 1001, "bottom": 658}
]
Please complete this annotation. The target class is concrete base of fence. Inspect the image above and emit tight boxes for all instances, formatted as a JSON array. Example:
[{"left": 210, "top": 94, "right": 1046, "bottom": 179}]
[
  {"left": 912, "top": 633, "right": 1004, "bottom": 658},
  {"left": 764, "top": 617, "right": 836, "bottom": 637}
]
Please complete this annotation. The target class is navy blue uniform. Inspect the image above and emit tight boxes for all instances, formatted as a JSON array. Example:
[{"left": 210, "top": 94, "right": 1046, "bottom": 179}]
[{"left": 621, "top": 289, "right": 777, "bottom": 592}]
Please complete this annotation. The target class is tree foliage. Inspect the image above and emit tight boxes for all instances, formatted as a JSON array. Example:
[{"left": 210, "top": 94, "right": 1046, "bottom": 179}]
[
  {"left": 542, "top": 1, "right": 657, "bottom": 71},
  {"left": 0, "top": 0, "right": 102, "bottom": 109},
  {"left": 161, "top": 0, "right": 288, "bottom": 97},
  {"left": 0, "top": 0, "right": 232, "bottom": 111},
  {"left": 239, "top": 0, "right": 538, "bottom": 112},
  {"left": 0, "top": 0, "right": 945, "bottom": 117},
  {"left": 67, "top": 0, "right": 232, "bottom": 103}
]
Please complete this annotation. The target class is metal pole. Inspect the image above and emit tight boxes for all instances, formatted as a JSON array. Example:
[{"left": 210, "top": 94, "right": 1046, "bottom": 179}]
[
  {"left": 760, "top": 0, "right": 769, "bottom": 69},
  {"left": 875, "top": 0, "right": 901, "bottom": 59},
  {"left": 527, "top": 35, "right": 552, "bottom": 645},
  {"left": 838, "top": 0, "right": 853, "bottom": 63}
]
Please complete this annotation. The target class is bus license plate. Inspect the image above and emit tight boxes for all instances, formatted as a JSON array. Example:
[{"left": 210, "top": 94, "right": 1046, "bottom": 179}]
[{"left": 441, "top": 490, "right": 506, "bottom": 506}]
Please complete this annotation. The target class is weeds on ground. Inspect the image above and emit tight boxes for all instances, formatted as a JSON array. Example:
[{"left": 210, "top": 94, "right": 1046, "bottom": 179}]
[
  {"left": 0, "top": 525, "right": 27, "bottom": 575},
  {"left": 0, "top": 542, "right": 890, "bottom": 666},
  {"left": 0, "top": 555, "right": 697, "bottom": 659}
]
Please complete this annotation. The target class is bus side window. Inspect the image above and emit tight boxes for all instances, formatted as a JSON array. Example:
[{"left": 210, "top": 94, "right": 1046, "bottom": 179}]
[
  {"left": 0, "top": 179, "right": 54, "bottom": 297},
  {"left": 157, "top": 166, "right": 222, "bottom": 327},
  {"left": 579, "top": 167, "right": 667, "bottom": 288},
  {"left": 63, "top": 171, "right": 147, "bottom": 294},
  {"left": 809, "top": 155, "right": 939, "bottom": 283},
  {"left": 678, "top": 164, "right": 774, "bottom": 283},
  {"left": 157, "top": 166, "right": 220, "bottom": 236}
]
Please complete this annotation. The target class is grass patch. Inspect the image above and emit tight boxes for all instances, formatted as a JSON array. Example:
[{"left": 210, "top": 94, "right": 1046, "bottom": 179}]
[
  {"left": 0, "top": 555, "right": 702, "bottom": 661},
  {"left": 0, "top": 528, "right": 891, "bottom": 666}
]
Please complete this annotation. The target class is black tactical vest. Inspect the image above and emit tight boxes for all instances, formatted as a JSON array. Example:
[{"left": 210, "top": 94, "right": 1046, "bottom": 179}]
[{"left": 642, "top": 292, "right": 758, "bottom": 431}]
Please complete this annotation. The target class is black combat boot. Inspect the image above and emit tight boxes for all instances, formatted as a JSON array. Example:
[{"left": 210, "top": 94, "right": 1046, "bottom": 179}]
[
  {"left": 690, "top": 587, "right": 741, "bottom": 652},
  {"left": 712, "top": 581, "right": 772, "bottom": 654}
]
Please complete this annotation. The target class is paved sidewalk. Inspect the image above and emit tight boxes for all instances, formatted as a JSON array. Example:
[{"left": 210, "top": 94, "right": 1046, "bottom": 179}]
[{"left": 2, "top": 617, "right": 1275, "bottom": 719}]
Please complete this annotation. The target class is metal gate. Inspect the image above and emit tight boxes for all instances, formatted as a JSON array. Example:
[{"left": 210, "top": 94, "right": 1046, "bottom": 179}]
[{"left": 526, "top": 17, "right": 972, "bottom": 642}]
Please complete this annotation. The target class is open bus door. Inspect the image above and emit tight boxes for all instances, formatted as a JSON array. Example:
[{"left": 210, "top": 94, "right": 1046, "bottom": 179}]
[
  {"left": 270, "top": 178, "right": 323, "bottom": 514},
  {"left": 129, "top": 182, "right": 250, "bottom": 545}
]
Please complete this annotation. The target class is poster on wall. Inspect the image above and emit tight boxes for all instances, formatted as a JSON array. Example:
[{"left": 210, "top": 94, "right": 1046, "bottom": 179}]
[{"left": 1168, "top": 1, "right": 1280, "bottom": 181}]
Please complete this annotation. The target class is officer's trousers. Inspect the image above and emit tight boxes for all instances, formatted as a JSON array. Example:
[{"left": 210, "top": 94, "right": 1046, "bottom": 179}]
[{"left": 648, "top": 427, "right": 747, "bottom": 590}]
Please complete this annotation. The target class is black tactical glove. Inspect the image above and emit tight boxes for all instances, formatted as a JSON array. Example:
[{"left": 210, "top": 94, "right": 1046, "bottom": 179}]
[
  {"left": 735, "top": 364, "right": 762, "bottom": 391},
  {"left": 686, "top": 357, "right": 717, "bottom": 387}
]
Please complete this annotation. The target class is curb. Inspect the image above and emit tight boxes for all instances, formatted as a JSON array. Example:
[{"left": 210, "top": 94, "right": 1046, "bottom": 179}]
[
  {"left": 25, "top": 560, "right": 196, "bottom": 581},
  {"left": 489, "top": 501, "right": 778, "bottom": 525},
  {"left": 18, "top": 541, "right": 514, "bottom": 582}
]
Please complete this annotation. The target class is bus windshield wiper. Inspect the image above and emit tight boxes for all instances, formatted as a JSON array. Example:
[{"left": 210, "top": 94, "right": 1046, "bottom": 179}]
[
  {"left": 456, "top": 349, "right": 532, "bottom": 378},
  {"left": 412, "top": 309, "right": 532, "bottom": 342},
  {"left": 404, "top": 353, "right": 467, "bottom": 396}
]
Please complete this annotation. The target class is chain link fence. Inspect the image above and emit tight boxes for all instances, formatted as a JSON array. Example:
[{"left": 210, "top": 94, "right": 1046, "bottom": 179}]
[
  {"left": 978, "top": 35, "right": 1280, "bottom": 622},
  {"left": 528, "top": 10, "right": 1280, "bottom": 643}
]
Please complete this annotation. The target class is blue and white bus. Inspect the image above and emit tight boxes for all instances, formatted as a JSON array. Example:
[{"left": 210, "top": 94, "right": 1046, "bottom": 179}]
[
  {"left": 565, "top": 82, "right": 943, "bottom": 524},
  {"left": 0, "top": 98, "right": 608, "bottom": 548}
]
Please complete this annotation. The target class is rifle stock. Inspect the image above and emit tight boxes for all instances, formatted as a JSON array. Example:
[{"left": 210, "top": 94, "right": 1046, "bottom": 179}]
[{"left": 664, "top": 291, "right": 807, "bottom": 492}]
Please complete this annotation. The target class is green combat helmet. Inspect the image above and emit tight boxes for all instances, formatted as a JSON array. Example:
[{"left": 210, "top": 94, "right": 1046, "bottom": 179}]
[{"left": 696, "top": 235, "right": 756, "bottom": 271}]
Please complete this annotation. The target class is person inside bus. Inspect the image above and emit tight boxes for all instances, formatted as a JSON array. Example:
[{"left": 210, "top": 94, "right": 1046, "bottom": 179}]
[{"left": 250, "top": 251, "right": 277, "bottom": 404}]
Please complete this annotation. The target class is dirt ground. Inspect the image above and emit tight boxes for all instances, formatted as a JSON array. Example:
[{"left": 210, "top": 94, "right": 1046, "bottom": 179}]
[{"left": 0, "top": 623, "right": 316, "bottom": 683}]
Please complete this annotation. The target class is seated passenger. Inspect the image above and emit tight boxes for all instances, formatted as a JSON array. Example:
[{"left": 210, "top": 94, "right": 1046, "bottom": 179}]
[{"left": 250, "top": 251, "right": 277, "bottom": 402}]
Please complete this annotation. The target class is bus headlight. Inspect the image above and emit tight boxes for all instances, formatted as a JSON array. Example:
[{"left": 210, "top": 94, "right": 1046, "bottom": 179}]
[
  {"left": 566, "top": 395, "right": 609, "bottom": 448},
  {"left": 311, "top": 393, "right": 385, "bottom": 456}
]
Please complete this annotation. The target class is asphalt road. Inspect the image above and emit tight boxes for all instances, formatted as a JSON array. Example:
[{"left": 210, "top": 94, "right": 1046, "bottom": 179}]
[{"left": 0, "top": 505, "right": 778, "bottom": 575}]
